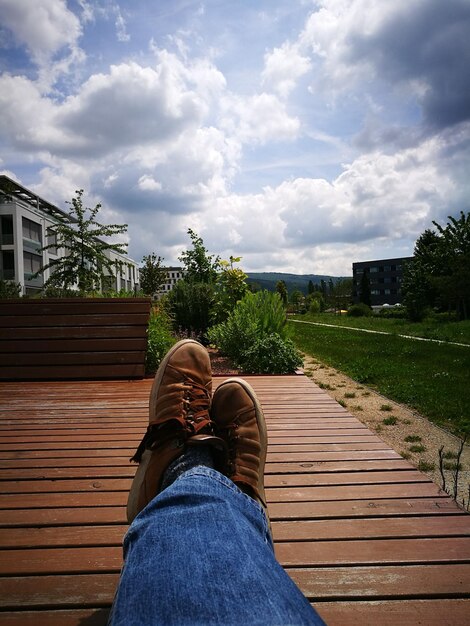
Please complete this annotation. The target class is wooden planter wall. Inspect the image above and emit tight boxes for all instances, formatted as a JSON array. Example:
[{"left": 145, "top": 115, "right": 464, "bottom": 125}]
[{"left": 0, "top": 298, "right": 152, "bottom": 380}]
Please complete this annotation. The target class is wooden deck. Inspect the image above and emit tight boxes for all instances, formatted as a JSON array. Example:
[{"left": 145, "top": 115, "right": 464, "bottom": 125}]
[{"left": 0, "top": 375, "right": 469, "bottom": 625}]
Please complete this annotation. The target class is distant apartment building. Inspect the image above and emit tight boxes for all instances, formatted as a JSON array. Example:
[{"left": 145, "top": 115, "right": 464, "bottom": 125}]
[
  {"left": 157, "top": 267, "right": 185, "bottom": 298},
  {"left": 352, "top": 256, "right": 413, "bottom": 306},
  {"left": 0, "top": 175, "right": 139, "bottom": 295}
]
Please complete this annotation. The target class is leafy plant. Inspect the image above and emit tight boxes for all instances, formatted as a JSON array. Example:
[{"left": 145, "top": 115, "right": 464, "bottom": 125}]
[
  {"left": 0, "top": 279, "right": 21, "bottom": 298},
  {"left": 380, "top": 404, "right": 393, "bottom": 412},
  {"left": 404, "top": 435, "right": 422, "bottom": 443},
  {"left": 347, "top": 303, "right": 372, "bottom": 317},
  {"left": 145, "top": 305, "right": 176, "bottom": 374},
  {"left": 208, "top": 290, "right": 286, "bottom": 347},
  {"left": 169, "top": 280, "right": 215, "bottom": 339},
  {"left": 409, "top": 444, "right": 426, "bottom": 453},
  {"left": 418, "top": 460, "right": 435, "bottom": 472},
  {"left": 213, "top": 256, "right": 249, "bottom": 323},
  {"left": 208, "top": 290, "right": 300, "bottom": 373},
  {"left": 383, "top": 416, "right": 398, "bottom": 425},
  {"left": 240, "top": 334, "right": 303, "bottom": 374}
]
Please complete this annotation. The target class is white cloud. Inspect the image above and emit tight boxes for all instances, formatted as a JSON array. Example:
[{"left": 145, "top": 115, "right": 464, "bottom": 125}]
[
  {"left": 220, "top": 92, "right": 300, "bottom": 144},
  {"left": 0, "top": 0, "right": 82, "bottom": 61},
  {"left": 115, "top": 6, "right": 130, "bottom": 42},
  {"left": 262, "top": 42, "right": 311, "bottom": 98},
  {"left": 299, "top": 0, "right": 470, "bottom": 128},
  {"left": 138, "top": 175, "right": 162, "bottom": 191}
]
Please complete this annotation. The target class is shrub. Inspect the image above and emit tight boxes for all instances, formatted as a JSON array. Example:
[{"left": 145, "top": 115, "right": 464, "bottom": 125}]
[
  {"left": 309, "top": 298, "right": 321, "bottom": 314},
  {"left": 347, "top": 303, "right": 372, "bottom": 317},
  {"left": 145, "top": 306, "right": 176, "bottom": 374},
  {"left": 168, "top": 280, "right": 215, "bottom": 339},
  {"left": 208, "top": 290, "right": 301, "bottom": 373},
  {"left": 208, "top": 290, "right": 287, "bottom": 361},
  {"left": 377, "top": 305, "right": 407, "bottom": 319},
  {"left": 383, "top": 416, "right": 398, "bottom": 425},
  {"left": 404, "top": 435, "right": 422, "bottom": 443},
  {"left": 418, "top": 460, "right": 435, "bottom": 472},
  {"left": 0, "top": 279, "right": 21, "bottom": 299},
  {"left": 240, "top": 334, "right": 303, "bottom": 374}
]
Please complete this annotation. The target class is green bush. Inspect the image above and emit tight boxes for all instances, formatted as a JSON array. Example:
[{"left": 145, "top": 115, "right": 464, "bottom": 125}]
[
  {"left": 208, "top": 290, "right": 301, "bottom": 373},
  {"left": 377, "top": 305, "right": 407, "bottom": 319},
  {"left": 207, "top": 312, "right": 258, "bottom": 364},
  {"left": 168, "top": 280, "right": 216, "bottom": 339},
  {"left": 347, "top": 303, "right": 372, "bottom": 317},
  {"left": 241, "top": 334, "right": 303, "bottom": 374},
  {"left": 145, "top": 306, "right": 176, "bottom": 374},
  {"left": 38, "top": 286, "right": 87, "bottom": 298},
  {"left": 309, "top": 298, "right": 321, "bottom": 314},
  {"left": 207, "top": 290, "right": 287, "bottom": 361},
  {"left": 0, "top": 280, "right": 21, "bottom": 299}
]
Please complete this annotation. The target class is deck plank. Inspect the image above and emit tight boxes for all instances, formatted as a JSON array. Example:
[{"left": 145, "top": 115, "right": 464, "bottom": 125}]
[{"left": 0, "top": 375, "right": 469, "bottom": 625}]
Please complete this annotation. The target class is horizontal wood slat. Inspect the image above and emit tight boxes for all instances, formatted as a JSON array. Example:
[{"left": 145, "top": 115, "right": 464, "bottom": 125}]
[
  {"left": 0, "top": 298, "right": 151, "bottom": 380},
  {"left": 0, "top": 375, "right": 468, "bottom": 626}
]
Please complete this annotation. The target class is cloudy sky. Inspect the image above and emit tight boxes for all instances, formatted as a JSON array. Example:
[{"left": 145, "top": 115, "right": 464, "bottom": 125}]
[{"left": 1, "top": 0, "right": 469, "bottom": 275}]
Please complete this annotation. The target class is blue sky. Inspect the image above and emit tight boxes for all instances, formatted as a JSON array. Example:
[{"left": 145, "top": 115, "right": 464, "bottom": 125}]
[{"left": 1, "top": 0, "right": 469, "bottom": 275}]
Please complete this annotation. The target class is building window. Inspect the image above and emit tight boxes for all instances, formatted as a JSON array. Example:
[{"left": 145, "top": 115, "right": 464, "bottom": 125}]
[
  {"left": 0, "top": 214, "right": 14, "bottom": 245},
  {"left": 23, "top": 251, "right": 42, "bottom": 276},
  {"left": 1, "top": 250, "right": 15, "bottom": 280},
  {"left": 22, "top": 217, "right": 42, "bottom": 243},
  {"left": 47, "top": 228, "right": 58, "bottom": 255},
  {"left": 370, "top": 266, "right": 378, "bottom": 273}
]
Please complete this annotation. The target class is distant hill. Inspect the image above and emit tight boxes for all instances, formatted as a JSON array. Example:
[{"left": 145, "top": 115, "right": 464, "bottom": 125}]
[{"left": 246, "top": 272, "right": 349, "bottom": 295}]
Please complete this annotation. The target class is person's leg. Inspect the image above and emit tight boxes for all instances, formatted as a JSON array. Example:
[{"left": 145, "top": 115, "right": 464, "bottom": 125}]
[
  {"left": 111, "top": 342, "right": 325, "bottom": 625},
  {"left": 110, "top": 466, "right": 325, "bottom": 626}
]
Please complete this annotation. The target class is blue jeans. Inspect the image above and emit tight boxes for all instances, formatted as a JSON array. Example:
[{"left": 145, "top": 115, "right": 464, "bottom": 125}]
[{"left": 109, "top": 467, "right": 325, "bottom": 625}]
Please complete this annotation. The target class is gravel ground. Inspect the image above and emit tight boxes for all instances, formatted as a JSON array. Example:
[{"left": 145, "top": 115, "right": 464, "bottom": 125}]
[{"left": 302, "top": 354, "right": 470, "bottom": 510}]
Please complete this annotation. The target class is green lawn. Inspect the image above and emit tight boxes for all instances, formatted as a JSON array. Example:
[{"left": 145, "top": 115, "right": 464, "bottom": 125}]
[
  {"left": 292, "top": 312, "right": 470, "bottom": 344},
  {"left": 288, "top": 318, "right": 470, "bottom": 436}
]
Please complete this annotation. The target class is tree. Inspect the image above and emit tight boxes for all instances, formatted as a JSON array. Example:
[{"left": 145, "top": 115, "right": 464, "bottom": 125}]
[
  {"left": 140, "top": 253, "right": 166, "bottom": 297},
  {"left": 170, "top": 229, "right": 220, "bottom": 338},
  {"left": 290, "top": 289, "right": 304, "bottom": 313},
  {"left": 178, "top": 228, "right": 220, "bottom": 283},
  {"left": 36, "top": 190, "right": 128, "bottom": 292},
  {"left": 276, "top": 280, "right": 288, "bottom": 306},
  {"left": 402, "top": 229, "right": 439, "bottom": 320},
  {"left": 307, "top": 279, "right": 315, "bottom": 294},
  {"left": 403, "top": 212, "right": 470, "bottom": 320},
  {"left": 432, "top": 211, "right": 470, "bottom": 319}
]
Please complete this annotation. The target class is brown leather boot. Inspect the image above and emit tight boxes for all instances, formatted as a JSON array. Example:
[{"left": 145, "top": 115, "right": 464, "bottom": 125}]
[
  {"left": 127, "top": 339, "right": 226, "bottom": 523},
  {"left": 211, "top": 378, "right": 268, "bottom": 516}
]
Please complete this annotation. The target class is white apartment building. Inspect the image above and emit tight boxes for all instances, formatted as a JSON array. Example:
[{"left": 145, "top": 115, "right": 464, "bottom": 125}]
[
  {"left": 0, "top": 175, "right": 139, "bottom": 295},
  {"left": 157, "top": 267, "right": 185, "bottom": 298}
]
